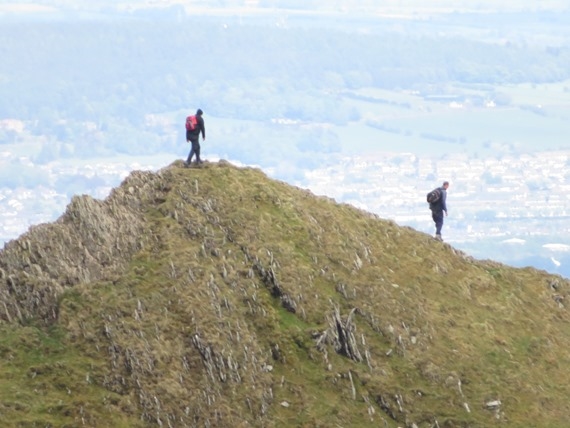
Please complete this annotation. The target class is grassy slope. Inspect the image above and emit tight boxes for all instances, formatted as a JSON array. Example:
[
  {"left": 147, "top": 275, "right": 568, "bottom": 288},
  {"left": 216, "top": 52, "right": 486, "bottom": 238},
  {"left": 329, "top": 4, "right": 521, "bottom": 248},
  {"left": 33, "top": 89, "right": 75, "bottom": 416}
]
[{"left": 1, "top": 160, "right": 570, "bottom": 427}]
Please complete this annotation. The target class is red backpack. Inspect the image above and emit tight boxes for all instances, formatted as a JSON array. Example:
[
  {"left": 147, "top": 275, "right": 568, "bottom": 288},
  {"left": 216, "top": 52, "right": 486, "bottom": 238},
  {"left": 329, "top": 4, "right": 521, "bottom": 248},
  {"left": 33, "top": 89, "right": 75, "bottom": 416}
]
[{"left": 185, "top": 115, "right": 198, "bottom": 131}]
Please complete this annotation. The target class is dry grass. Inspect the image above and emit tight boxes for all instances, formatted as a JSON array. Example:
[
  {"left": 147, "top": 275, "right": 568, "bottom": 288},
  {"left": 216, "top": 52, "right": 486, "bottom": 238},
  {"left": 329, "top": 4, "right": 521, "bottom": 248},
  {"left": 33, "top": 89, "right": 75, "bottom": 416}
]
[{"left": 1, "top": 160, "right": 570, "bottom": 427}]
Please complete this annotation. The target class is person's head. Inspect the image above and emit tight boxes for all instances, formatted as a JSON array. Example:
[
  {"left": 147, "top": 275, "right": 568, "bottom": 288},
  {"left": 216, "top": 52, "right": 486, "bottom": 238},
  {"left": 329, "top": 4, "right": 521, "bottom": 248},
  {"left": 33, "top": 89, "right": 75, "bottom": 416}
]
[
  {"left": 443, "top": 181, "right": 449, "bottom": 189},
  {"left": 196, "top": 108, "right": 203, "bottom": 116}
]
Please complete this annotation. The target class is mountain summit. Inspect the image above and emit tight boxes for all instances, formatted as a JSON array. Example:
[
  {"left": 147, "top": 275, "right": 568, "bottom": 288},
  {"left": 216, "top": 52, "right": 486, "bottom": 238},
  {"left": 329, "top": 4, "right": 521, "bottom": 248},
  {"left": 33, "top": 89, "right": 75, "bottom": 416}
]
[{"left": 1, "top": 160, "right": 569, "bottom": 427}]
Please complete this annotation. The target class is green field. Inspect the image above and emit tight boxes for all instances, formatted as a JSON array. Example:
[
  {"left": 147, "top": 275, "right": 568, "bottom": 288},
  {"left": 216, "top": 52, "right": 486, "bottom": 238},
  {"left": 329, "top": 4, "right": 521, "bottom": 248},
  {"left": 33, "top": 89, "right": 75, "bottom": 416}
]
[{"left": 335, "top": 80, "right": 570, "bottom": 156}]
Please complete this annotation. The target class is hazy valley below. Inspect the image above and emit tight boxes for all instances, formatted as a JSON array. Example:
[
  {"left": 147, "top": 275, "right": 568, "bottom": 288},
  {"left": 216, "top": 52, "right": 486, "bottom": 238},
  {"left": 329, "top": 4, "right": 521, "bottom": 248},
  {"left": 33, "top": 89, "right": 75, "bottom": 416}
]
[{"left": 1, "top": 1, "right": 569, "bottom": 276}]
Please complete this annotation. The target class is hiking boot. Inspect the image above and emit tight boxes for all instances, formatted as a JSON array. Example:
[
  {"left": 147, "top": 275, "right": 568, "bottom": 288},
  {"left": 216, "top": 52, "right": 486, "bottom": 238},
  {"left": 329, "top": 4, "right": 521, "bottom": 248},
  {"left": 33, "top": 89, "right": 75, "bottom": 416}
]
[{"left": 435, "top": 234, "right": 443, "bottom": 241}]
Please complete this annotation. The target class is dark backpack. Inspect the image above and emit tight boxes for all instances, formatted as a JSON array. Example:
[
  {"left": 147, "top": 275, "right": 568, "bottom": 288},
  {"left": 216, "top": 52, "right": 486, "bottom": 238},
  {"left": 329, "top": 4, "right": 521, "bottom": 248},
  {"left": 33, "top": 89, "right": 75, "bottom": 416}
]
[
  {"left": 185, "top": 115, "right": 198, "bottom": 131},
  {"left": 426, "top": 188, "right": 441, "bottom": 204}
]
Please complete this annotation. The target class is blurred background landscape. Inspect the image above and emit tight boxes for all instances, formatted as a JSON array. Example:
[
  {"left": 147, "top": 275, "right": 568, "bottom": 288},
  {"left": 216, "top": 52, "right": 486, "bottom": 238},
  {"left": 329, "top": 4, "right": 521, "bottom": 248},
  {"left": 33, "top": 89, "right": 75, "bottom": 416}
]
[{"left": 1, "top": 0, "right": 570, "bottom": 276}]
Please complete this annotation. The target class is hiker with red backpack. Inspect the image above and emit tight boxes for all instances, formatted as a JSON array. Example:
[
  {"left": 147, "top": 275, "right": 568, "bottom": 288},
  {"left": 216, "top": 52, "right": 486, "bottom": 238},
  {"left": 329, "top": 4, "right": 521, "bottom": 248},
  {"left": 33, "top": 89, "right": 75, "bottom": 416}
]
[
  {"left": 427, "top": 181, "right": 449, "bottom": 241},
  {"left": 184, "top": 108, "right": 206, "bottom": 167}
]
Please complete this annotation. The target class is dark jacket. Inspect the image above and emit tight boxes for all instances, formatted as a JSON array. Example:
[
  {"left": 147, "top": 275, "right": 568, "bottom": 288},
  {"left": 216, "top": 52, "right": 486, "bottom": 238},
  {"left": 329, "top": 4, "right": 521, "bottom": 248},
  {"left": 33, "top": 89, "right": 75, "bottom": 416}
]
[
  {"left": 430, "top": 187, "right": 447, "bottom": 213},
  {"left": 186, "top": 114, "right": 205, "bottom": 141}
]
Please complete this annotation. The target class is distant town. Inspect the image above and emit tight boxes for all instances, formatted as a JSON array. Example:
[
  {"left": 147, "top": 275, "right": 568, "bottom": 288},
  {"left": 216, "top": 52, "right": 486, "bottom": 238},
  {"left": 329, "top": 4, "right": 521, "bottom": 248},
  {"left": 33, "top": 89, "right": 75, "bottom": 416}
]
[{"left": 302, "top": 149, "right": 570, "bottom": 242}]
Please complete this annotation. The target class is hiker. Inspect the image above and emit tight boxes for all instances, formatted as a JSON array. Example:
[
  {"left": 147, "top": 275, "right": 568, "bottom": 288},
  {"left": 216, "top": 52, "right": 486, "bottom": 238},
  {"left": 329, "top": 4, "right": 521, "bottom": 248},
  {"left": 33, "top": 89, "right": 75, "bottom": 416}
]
[
  {"left": 184, "top": 108, "right": 206, "bottom": 166},
  {"left": 429, "top": 181, "right": 449, "bottom": 241}
]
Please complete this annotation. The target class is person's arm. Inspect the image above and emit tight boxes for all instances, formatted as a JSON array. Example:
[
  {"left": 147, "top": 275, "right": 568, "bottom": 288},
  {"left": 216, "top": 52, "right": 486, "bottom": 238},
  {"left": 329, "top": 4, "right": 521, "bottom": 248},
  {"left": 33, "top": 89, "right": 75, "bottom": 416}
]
[
  {"left": 441, "top": 190, "right": 448, "bottom": 214},
  {"left": 200, "top": 118, "right": 206, "bottom": 140}
]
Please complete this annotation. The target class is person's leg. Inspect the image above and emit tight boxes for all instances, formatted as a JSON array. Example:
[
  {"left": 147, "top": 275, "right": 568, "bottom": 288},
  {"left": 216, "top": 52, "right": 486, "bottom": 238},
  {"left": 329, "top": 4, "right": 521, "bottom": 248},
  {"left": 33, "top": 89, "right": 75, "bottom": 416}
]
[
  {"left": 194, "top": 141, "right": 202, "bottom": 163},
  {"left": 186, "top": 139, "right": 199, "bottom": 164},
  {"left": 432, "top": 211, "right": 443, "bottom": 239},
  {"left": 185, "top": 132, "right": 193, "bottom": 165},
  {"left": 186, "top": 144, "right": 195, "bottom": 164},
  {"left": 436, "top": 218, "right": 443, "bottom": 236}
]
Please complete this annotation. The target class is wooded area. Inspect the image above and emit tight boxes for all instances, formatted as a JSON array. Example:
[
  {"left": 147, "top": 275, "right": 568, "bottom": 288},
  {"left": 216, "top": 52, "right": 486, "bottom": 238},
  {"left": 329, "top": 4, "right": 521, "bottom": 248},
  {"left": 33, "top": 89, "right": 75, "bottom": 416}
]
[{"left": 0, "top": 8, "right": 569, "bottom": 168}]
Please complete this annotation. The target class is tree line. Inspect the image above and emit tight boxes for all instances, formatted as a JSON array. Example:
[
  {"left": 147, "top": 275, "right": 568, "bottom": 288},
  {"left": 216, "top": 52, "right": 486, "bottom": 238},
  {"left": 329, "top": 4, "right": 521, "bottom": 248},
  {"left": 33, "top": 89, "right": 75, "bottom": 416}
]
[{"left": 0, "top": 12, "right": 568, "bottom": 165}]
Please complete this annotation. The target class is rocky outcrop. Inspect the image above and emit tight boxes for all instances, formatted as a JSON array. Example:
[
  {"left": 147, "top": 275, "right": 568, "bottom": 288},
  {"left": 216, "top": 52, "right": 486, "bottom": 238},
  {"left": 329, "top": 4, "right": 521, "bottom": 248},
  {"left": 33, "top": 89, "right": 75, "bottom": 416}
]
[{"left": 0, "top": 170, "right": 162, "bottom": 324}]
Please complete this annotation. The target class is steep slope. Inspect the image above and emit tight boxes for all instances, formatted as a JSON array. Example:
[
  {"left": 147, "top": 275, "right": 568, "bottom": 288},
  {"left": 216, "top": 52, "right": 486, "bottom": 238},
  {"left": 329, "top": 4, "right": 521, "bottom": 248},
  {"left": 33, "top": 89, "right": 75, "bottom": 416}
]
[{"left": 1, "top": 160, "right": 570, "bottom": 427}]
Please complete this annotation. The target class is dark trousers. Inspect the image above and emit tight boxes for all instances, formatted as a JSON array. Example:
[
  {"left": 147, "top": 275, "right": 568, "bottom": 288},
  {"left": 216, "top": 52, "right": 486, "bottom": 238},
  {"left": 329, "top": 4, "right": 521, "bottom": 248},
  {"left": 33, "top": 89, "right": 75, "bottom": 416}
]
[
  {"left": 186, "top": 139, "right": 201, "bottom": 163},
  {"left": 431, "top": 210, "right": 444, "bottom": 235}
]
